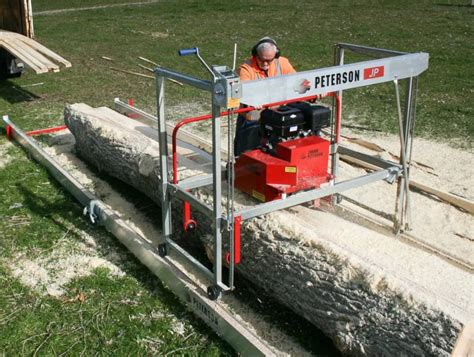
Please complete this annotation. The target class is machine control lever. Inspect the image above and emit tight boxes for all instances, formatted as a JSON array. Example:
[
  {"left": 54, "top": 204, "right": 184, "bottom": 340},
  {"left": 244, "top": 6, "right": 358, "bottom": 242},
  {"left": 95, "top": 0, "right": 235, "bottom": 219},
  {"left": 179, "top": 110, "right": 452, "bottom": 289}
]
[
  {"left": 178, "top": 48, "right": 198, "bottom": 56},
  {"left": 177, "top": 46, "right": 214, "bottom": 79}
]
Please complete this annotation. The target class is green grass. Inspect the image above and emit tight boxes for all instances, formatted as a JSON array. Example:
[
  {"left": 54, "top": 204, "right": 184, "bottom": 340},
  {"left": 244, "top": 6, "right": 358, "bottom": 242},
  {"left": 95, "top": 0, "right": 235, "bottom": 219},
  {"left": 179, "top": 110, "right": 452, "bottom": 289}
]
[
  {"left": 0, "top": 0, "right": 472, "bottom": 355},
  {"left": 32, "top": 0, "right": 157, "bottom": 12},
  {"left": 0, "top": 264, "right": 229, "bottom": 355},
  {"left": 3, "top": 0, "right": 473, "bottom": 142}
]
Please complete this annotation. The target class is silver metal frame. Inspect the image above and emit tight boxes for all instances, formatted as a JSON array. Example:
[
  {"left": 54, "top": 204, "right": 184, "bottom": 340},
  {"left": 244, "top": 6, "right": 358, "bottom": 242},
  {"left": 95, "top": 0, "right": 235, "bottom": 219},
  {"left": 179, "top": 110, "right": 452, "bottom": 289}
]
[
  {"left": 154, "top": 64, "right": 233, "bottom": 294},
  {"left": 153, "top": 43, "right": 428, "bottom": 297},
  {"left": 332, "top": 43, "right": 422, "bottom": 232},
  {"left": 239, "top": 49, "right": 428, "bottom": 107}
]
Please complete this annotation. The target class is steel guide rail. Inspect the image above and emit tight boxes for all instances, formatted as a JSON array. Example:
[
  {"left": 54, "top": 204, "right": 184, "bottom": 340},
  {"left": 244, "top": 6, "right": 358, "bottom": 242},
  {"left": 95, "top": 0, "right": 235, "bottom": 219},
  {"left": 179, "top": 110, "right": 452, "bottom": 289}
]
[
  {"left": 0, "top": 115, "right": 276, "bottom": 356},
  {"left": 338, "top": 146, "right": 403, "bottom": 171}
]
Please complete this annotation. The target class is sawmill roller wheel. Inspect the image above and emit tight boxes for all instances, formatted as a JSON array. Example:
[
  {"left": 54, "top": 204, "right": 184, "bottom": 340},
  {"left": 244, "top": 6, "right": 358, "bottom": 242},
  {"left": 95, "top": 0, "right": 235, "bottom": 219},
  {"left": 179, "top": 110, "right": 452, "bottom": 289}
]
[
  {"left": 207, "top": 285, "right": 221, "bottom": 301},
  {"left": 158, "top": 243, "right": 167, "bottom": 257},
  {"left": 185, "top": 219, "right": 197, "bottom": 232}
]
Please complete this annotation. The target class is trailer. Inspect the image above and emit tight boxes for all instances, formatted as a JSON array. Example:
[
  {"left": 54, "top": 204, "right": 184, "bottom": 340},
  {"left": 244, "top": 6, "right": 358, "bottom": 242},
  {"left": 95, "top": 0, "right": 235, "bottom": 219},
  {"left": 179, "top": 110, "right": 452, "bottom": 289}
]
[{"left": 0, "top": 0, "right": 70, "bottom": 78}]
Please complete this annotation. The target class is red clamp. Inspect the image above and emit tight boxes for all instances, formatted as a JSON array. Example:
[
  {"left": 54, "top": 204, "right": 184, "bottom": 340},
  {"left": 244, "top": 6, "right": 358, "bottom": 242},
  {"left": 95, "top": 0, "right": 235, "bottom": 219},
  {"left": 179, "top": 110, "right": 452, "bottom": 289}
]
[
  {"left": 225, "top": 215, "right": 241, "bottom": 265},
  {"left": 127, "top": 98, "right": 140, "bottom": 120},
  {"left": 183, "top": 200, "right": 197, "bottom": 232},
  {"left": 6, "top": 125, "right": 13, "bottom": 140}
]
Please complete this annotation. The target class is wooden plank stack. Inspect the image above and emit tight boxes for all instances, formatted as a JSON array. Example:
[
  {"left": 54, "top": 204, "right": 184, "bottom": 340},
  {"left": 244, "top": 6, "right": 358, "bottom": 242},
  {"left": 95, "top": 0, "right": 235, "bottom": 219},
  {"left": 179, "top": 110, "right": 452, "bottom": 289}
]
[{"left": 0, "top": 30, "right": 71, "bottom": 74}]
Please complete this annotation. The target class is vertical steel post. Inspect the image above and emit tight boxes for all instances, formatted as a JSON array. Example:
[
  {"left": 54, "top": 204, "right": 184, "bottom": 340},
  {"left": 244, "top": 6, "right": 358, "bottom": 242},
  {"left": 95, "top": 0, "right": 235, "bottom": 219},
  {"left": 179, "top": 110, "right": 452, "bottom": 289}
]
[
  {"left": 331, "top": 45, "right": 344, "bottom": 204},
  {"left": 401, "top": 77, "right": 416, "bottom": 229},
  {"left": 156, "top": 73, "right": 172, "bottom": 245},
  {"left": 227, "top": 111, "right": 236, "bottom": 290},
  {"left": 211, "top": 85, "right": 223, "bottom": 289},
  {"left": 393, "top": 79, "right": 411, "bottom": 233}
]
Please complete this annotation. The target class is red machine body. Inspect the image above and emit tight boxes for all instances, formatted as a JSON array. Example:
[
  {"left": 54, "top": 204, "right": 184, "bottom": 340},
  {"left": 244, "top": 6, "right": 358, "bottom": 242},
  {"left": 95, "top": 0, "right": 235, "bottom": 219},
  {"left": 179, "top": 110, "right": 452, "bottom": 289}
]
[{"left": 234, "top": 136, "right": 331, "bottom": 202}]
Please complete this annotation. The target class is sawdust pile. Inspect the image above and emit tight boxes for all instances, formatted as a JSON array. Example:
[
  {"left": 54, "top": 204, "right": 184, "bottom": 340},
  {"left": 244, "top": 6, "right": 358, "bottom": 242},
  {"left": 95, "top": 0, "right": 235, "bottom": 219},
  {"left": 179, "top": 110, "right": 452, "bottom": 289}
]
[
  {"left": 0, "top": 141, "right": 13, "bottom": 169},
  {"left": 8, "top": 236, "right": 126, "bottom": 297},
  {"left": 337, "top": 133, "right": 473, "bottom": 268}
]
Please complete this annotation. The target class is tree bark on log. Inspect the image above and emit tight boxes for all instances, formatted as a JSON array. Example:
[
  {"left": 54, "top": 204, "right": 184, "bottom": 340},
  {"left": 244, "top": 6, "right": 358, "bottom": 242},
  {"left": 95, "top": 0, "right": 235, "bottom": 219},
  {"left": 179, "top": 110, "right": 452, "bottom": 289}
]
[{"left": 64, "top": 103, "right": 468, "bottom": 356}]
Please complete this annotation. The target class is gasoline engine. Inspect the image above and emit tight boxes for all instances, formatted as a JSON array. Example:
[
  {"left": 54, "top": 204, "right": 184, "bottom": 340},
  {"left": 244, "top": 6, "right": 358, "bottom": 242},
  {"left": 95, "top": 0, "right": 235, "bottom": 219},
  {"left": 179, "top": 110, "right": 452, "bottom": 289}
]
[{"left": 234, "top": 102, "right": 333, "bottom": 202}]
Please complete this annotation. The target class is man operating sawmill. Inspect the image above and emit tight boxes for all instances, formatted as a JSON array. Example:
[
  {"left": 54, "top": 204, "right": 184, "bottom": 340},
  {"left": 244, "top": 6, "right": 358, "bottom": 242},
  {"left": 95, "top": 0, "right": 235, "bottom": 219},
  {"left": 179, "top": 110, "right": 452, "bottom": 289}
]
[
  {"left": 234, "top": 36, "right": 307, "bottom": 156},
  {"left": 234, "top": 37, "right": 314, "bottom": 156}
]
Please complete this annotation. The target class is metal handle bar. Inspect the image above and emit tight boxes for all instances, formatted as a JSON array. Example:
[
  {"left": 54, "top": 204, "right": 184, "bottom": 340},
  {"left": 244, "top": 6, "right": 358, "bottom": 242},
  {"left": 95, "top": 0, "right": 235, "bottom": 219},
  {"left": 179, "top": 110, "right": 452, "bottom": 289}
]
[
  {"left": 178, "top": 48, "right": 198, "bottom": 56},
  {"left": 171, "top": 92, "right": 339, "bottom": 185}
]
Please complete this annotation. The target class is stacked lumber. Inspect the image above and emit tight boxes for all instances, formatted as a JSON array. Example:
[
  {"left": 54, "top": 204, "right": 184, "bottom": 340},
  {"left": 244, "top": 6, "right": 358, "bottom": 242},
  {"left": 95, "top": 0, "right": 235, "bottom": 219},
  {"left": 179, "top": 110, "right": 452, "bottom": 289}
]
[
  {"left": 0, "top": 30, "right": 71, "bottom": 74},
  {"left": 64, "top": 103, "right": 473, "bottom": 356}
]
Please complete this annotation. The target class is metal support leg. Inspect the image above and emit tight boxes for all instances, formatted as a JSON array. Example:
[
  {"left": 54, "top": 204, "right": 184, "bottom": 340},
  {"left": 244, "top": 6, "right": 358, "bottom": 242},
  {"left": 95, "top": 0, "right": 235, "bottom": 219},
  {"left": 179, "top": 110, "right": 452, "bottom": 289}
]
[
  {"left": 402, "top": 76, "right": 418, "bottom": 230},
  {"left": 156, "top": 74, "right": 172, "bottom": 248},
  {"left": 211, "top": 98, "right": 224, "bottom": 293},
  {"left": 406, "top": 77, "right": 419, "bottom": 170},
  {"left": 403, "top": 77, "right": 414, "bottom": 230},
  {"left": 331, "top": 46, "right": 344, "bottom": 204},
  {"left": 393, "top": 79, "right": 412, "bottom": 233},
  {"left": 226, "top": 111, "right": 236, "bottom": 290}
]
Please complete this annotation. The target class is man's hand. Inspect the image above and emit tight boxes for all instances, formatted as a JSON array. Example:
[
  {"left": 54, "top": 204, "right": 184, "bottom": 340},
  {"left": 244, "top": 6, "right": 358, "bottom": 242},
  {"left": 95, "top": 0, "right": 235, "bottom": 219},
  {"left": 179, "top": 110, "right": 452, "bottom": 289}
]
[
  {"left": 294, "top": 79, "right": 311, "bottom": 94},
  {"left": 246, "top": 109, "right": 262, "bottom": 121}
]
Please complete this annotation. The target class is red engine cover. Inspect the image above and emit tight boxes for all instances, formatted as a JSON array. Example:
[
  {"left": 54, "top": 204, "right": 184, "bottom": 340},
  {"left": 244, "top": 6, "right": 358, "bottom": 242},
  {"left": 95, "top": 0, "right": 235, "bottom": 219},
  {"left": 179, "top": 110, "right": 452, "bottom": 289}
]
[{"left": 234, "top": 136, "right": 330, "bottom": 202}]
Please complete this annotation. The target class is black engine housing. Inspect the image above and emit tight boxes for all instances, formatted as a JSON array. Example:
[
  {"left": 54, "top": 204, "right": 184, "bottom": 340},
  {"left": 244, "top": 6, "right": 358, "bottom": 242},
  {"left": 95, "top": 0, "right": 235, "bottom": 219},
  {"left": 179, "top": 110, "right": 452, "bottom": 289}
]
[{"left": 260, "top": 102, "right": 331, "bottom": 141}]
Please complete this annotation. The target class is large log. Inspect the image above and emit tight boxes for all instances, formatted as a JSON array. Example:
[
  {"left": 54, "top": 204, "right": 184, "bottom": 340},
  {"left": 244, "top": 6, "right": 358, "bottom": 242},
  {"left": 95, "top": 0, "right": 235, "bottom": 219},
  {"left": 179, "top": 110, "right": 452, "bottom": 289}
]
[{"left": 64, "top": 103, "right": 472, "bottom": 356}]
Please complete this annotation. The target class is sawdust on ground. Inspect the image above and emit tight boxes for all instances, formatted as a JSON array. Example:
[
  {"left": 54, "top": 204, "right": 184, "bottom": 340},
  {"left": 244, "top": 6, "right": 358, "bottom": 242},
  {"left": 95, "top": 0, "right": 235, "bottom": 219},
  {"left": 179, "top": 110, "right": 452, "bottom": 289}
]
[
  {"left": 8, "top": 236, "right": 126, "bottom": 297},
  {"left": 16, "top": 132, "right": 311, "bottom": 356},
  {"left": 0, "top": 141, "right": 13, "bottom": 170},
  {"left": 336, "top": 132, "right": 474, "bottom": 267}
]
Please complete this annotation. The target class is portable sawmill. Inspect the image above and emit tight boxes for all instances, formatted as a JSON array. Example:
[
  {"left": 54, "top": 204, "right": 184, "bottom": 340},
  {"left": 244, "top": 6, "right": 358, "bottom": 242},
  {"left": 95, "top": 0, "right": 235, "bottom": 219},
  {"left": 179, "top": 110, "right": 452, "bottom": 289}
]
[
  {"left": 138, "top": 44, "right": 428, "bottom": 301},
  {"left": 1, "top": 42, "right": 429, "bottom": 354}
]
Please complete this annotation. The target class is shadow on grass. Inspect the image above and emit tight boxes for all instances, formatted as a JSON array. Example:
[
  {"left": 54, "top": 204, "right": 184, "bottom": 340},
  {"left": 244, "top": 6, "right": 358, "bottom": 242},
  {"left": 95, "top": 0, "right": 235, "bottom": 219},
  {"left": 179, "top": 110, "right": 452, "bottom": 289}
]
[{"left": 0, "top": 80, "right": 40, "bottom": 103}]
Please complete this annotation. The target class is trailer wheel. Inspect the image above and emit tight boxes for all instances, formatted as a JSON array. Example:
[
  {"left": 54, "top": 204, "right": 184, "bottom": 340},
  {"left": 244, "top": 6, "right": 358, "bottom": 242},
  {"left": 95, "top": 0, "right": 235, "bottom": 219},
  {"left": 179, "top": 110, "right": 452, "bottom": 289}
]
[{"left": 0, "top": 49, "right": 22, "bottom": 80}]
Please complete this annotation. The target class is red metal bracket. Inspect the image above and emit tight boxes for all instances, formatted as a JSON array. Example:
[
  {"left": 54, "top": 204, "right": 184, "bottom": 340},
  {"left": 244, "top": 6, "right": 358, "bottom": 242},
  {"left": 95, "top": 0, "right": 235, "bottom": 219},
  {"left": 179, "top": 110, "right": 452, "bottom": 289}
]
[
  {"left": 26, "top": 125, "right": 67, "bottom": 136},
  {"left": 183, "top": 200, "right": 197, "bottom": 232},
  {"left": 127, "top": 98, "right": 140, "bottom": 119},
  {"left": 5, "top": 125, "right": 13, "bottom": 140},
  {"left": 226, "top": 215, "right": 241, "bottom": 265}
]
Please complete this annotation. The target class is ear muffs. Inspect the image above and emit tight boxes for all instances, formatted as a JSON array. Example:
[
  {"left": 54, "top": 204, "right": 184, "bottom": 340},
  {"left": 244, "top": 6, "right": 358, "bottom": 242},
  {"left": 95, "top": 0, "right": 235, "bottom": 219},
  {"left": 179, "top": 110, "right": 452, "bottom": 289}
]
[{"left": 251, "top": 37, "right": 281, "bottom": 58}]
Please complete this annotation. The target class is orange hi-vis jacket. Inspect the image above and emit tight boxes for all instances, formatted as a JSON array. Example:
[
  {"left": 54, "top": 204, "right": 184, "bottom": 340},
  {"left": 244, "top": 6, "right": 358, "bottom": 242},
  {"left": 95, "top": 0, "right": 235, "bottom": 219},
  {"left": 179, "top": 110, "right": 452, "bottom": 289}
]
[{"left": 238, "top": 56, "right": 296, "bottom": 81}]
